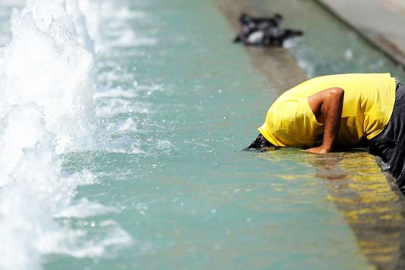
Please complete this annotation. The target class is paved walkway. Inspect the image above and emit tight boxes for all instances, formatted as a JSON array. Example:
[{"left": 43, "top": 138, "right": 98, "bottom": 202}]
[{"left": 316, "top": 0, "right": 405, "bottom": 66}]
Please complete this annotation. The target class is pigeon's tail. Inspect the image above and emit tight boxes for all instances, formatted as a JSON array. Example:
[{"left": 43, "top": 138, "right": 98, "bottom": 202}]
[{"left": 284, "top": 30, "right": 304, "bottom": 38}]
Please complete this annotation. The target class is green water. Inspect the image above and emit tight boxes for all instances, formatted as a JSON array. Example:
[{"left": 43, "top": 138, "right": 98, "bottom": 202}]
[
  {"left": 55, "top": 0, "right": 372, "bottom": 268},
  {"left": 2, "top": 0, "right": 405, "bottom": 268}
]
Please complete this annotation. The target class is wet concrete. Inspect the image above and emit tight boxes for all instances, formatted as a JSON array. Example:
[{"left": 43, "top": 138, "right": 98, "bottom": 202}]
[
  {"left": 316, "top": 0, "right": 405, "bottom": 68},
  {"left": 214, "top": 0, "right": 405, "bottom": 269},
  {"left": 312, "top": 151, "right": 405, "bottom": 269}
]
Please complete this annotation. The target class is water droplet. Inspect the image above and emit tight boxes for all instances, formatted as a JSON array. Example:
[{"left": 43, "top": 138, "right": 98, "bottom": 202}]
[{"left": 344, "top": 49, "right": 353, "bottom": 60}]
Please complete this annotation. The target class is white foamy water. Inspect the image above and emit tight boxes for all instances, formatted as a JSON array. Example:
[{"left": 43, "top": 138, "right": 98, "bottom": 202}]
[
  {"left": 0, "top": 0, "right": 132, "bottom": 269},
  {"left": 76, "top": 0, "right": 155, "bottom": 52}
]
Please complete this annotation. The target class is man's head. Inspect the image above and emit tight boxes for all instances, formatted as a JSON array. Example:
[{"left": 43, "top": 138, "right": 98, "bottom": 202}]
[{"left": 247, "top": 134, "right": 273, "bottom": 149}]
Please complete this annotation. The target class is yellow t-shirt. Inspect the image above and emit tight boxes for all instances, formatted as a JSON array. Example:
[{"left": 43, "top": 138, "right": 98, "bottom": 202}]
[{"left": 258, "top": 73, "right": 396, "bottom": 148}]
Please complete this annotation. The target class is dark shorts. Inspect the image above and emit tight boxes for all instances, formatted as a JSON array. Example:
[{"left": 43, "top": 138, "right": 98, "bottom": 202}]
[{"left": 369, "top": 81, "right": 405, "bottom": 190}]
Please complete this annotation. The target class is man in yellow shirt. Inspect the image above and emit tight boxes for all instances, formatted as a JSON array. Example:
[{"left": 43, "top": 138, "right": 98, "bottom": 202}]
[{"left": 249, "top": 73, "right": 405, "bottom": 190}]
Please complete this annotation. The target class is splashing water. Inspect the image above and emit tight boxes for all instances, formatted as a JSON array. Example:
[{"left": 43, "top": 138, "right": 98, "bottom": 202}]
[{"left": 0, "top": 0, "right": 131, "bottom": 269}]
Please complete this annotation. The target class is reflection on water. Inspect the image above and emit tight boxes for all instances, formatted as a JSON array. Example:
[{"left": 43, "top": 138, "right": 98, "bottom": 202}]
[{"left": 259, "top": 148, "right": 405, "bottom": 269}]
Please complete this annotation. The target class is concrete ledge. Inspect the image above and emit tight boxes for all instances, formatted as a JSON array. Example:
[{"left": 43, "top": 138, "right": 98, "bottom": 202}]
[{"left": 316, "top": 0, "right": 405, "bottom": 67}]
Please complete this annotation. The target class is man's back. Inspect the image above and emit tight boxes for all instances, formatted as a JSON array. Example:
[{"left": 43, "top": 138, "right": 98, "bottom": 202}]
[{"left": 258, "top": 73, "right": 396, "bottom": 148}]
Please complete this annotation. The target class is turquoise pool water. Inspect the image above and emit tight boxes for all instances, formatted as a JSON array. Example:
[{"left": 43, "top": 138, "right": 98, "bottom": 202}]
[{"left": 0, "top": 0, "right": 404, "bottom": 269}]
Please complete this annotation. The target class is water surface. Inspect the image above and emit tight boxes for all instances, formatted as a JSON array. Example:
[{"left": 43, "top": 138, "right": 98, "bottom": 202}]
[{"left": 0, "top": 0, "right": 404, "bottom": 269}]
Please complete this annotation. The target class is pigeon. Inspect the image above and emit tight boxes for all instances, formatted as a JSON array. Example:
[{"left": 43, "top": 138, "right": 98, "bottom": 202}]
[{"left": 234, "top": 13, "right": 303, "bottom": 47}]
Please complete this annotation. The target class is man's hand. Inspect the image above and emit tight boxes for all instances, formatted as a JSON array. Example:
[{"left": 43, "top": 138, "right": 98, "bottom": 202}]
[
  {"left": 307, "top": 87, "right": 345, "bottom": 153},
  {"left": 306, "top": 146, "right": 330, "bottom": 154}
]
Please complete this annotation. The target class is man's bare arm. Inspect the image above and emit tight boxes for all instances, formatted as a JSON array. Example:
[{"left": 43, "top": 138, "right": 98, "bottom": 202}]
[{"left": 306, "top": 87, "right": 345, "bottom": 154}]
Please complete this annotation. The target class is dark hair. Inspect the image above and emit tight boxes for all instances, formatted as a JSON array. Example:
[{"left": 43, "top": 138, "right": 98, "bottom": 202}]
[{"left": 247, "top": 134, "right": 273, "bottom": 149}]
